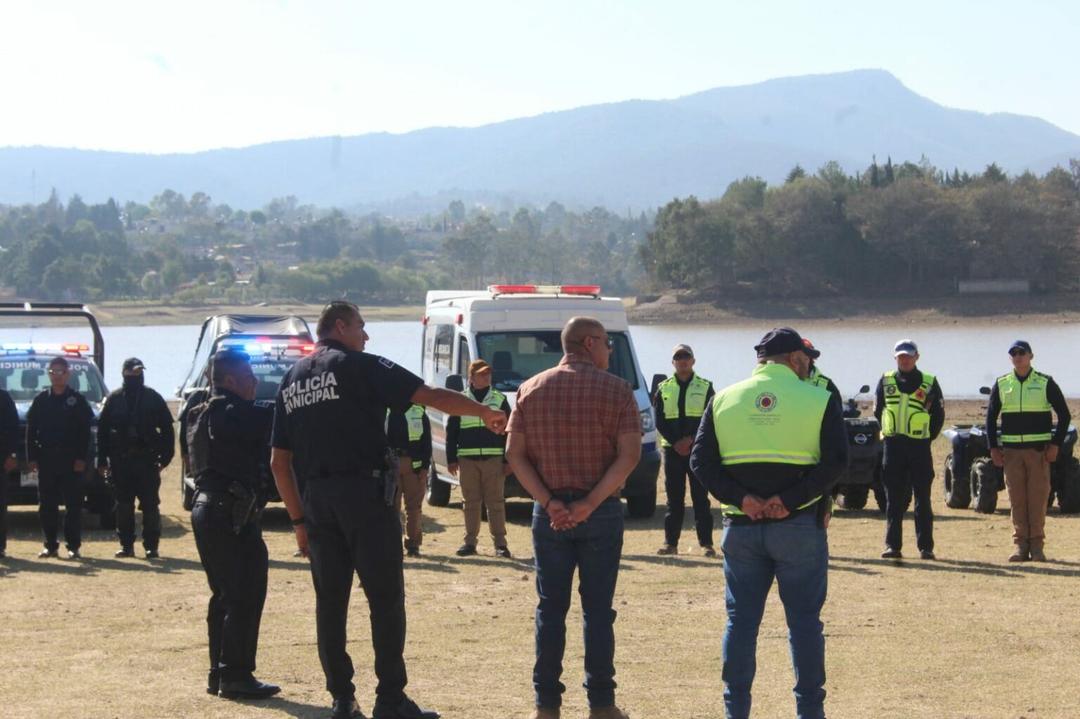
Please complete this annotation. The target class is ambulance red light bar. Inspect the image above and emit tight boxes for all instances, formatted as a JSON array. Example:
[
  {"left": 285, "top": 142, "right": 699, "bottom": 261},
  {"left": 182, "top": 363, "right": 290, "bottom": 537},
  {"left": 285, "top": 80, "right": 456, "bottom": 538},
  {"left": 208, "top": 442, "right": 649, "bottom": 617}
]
[{"left": 488, "top": 284, "right": 601, "bottom": 297}]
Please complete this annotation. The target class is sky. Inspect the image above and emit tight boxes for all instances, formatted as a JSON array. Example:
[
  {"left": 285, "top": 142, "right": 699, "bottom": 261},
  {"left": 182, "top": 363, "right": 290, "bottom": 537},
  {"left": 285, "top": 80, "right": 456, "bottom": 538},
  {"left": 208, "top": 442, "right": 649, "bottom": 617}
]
[{"left": 2, "top": 0, "right": 1077, "bottom": 154}]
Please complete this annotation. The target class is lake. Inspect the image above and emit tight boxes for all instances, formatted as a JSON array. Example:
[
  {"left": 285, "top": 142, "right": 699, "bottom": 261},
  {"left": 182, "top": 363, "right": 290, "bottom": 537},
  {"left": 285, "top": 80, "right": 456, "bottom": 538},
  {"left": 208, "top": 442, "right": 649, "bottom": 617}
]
[{"left": 1, "top": 320, "right": 1077, "bottom": 399}]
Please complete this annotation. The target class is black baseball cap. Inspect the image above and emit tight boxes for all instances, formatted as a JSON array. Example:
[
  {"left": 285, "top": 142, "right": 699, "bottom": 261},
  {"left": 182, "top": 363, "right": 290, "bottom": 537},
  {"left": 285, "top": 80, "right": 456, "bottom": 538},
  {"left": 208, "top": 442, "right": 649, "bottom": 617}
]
[
  {"left": 1008, "top": 340, "right": 1032, "bottom": 355},
  {"left": 122, "top": 357, "right": 146, "bottom": 372},
  {"left": 754, "top": 327, "right": 810, "bottom": 358}
]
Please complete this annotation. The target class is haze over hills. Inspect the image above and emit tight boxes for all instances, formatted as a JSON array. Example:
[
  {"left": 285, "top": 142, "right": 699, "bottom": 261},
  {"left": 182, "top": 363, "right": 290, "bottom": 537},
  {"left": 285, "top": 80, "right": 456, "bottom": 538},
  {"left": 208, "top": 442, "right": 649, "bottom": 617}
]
[{"left": 2, "top": 69, "right": 1078, "bottom": 212}]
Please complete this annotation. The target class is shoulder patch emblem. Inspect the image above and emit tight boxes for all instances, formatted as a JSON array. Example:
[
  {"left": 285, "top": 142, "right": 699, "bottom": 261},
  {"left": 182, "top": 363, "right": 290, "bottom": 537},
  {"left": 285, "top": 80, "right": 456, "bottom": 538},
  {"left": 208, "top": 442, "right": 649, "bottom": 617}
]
[
  {"left": 754, "top": 392, "right": 778, "bottom": 413},
  {"left": 66, "top": 396, "right": 76, "bottom": 407},
  {"left": 379, "top": 357, "right": 396, "bottom": 369}
]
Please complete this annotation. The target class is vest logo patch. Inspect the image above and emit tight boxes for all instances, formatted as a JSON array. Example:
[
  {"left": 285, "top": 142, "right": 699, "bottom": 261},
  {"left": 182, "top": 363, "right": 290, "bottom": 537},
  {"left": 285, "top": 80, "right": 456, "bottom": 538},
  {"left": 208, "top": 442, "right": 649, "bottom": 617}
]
[
  {"left": 913, "top": 388, "right": 927, "bottom": 402},
  {"left": 755, "top": 392, "right": 778, "bottom": 412},
  {"left": 884, "top": 385, "right": 897, "bottom": 396}
]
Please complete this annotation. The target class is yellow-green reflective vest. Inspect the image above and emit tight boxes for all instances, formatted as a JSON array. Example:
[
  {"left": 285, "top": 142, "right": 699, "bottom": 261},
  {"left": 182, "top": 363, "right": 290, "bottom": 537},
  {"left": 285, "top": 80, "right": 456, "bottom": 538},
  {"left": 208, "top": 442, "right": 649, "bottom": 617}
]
[
  {"left": 405, "top": 404, "right": 426, "bottom": 469},
  {"left": 712, "top": 363, "right": 829, "bottom": 516},
  {"left": 806, "top": 365, "right": 831, "bottom": 391},
  {"left": 880, "top": 370, "right": 935, "bottom": 439},
  {"left": 657, "top": 374, "right": 711, "bottom": 448},
  {"left": 458, "top": 387, "right": 507, "bottom": 457},
  {"left": 997, "top": 370, "right": 1053, "bottom": 444}
]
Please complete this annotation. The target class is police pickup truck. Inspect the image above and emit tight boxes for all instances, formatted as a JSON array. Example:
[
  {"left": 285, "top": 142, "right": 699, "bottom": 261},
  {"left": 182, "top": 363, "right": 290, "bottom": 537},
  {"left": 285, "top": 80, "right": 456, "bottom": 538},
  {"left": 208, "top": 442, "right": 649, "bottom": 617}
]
[
  {"left": 176, "top": 314, "right": 314, "bottom": 509},
  {"left": 0, "top": 302, "right": 113, "bottom": 527}
]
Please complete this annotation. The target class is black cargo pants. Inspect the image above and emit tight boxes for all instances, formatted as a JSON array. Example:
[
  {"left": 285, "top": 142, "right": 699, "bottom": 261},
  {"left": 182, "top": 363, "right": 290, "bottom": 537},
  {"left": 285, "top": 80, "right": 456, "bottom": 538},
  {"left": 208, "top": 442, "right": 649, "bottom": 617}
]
[
  {"left": 37, "top": 459, "right": 83, "bottom": 552},
  {"left": 191, "top": 488, "right": 268, "bottom": 682},
  {"left": 662, "top": 447, "right": 714, "bottom": 548},
  {"left": 303, "top": 478, "right": 408, "bottom": 704},
  {"left": 882, "top": 437, "right": 935, "bottom": 553},
  {"left": 112, "top": 454, "right": 162, "bottom": 551}
]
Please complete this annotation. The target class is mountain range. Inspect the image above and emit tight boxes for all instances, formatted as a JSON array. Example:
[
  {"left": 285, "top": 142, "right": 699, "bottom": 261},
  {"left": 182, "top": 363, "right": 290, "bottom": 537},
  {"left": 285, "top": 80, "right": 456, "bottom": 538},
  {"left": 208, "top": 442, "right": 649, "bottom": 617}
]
[{"left": 2, "top": 69, "right": 1078, "bottom": 212}]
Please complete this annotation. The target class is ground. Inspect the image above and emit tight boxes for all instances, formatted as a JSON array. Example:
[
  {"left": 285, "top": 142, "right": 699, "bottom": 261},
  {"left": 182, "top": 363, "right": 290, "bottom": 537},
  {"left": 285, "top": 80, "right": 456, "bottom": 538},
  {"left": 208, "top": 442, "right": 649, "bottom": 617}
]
[{"left": 2, "top": 400, "right": 1080, "bottom": 718}]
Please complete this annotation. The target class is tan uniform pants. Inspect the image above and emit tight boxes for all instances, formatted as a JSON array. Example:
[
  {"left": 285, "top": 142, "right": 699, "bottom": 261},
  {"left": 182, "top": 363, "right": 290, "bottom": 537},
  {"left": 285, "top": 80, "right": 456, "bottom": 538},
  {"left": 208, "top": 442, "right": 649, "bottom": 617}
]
[
  {"left": 396, "top": 462, "right": 428, "bottom": 549},
  {"left": 459, "top": 457, "right": 507, "bottom": 548},
  {"left": 1003, "top": 447, "right": 1051, "bottom": 549}
]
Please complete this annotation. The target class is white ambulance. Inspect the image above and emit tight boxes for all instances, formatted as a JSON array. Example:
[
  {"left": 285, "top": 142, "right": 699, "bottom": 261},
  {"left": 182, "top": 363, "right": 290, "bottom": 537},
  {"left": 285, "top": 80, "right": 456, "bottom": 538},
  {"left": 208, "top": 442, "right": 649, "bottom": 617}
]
[{"left": 420, "top": 284, "right": 660, "bottom": 517}]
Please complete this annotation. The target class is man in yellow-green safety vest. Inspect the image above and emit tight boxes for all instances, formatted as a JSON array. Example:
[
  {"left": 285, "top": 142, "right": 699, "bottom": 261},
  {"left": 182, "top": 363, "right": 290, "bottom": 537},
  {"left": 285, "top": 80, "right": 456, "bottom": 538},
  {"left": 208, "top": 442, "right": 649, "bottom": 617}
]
[
  {"left": 986, "top": 340, "right": 1071, "bottom": 562},
  {"left": 690, "top": 327, "right": 847, "bottom": 719},
  {"left": 447, "top": 359, "right": 513, "bottom": 558},
  {"left": 387, "top": 403, "right": 432, "bottom": 557},
  {"left": 653, "top": 343, "right": 716, "bottom": 557},
  {"left": 874, "top": 339, "right": 944, "bottom": 561}
]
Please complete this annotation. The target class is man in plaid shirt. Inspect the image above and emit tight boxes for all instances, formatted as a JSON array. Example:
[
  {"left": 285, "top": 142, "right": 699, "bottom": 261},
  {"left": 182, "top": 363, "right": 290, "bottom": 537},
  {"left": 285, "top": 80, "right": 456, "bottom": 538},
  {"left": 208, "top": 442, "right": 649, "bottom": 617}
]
[{"left": 506, "top": 316, "right": 642, "bottom": 719}]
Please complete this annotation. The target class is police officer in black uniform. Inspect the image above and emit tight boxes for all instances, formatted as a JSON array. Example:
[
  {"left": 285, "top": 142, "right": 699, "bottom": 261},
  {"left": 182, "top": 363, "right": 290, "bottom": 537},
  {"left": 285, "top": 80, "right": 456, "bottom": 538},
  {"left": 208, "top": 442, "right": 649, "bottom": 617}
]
[
  {"left": 187, "top": 349, "right": 280, "bottom": 701},
  {"left": 97, "top": 357, "right": 175, "bottom": 558},
  {"left": 270, "top": 301, "right": 507, "bottom": 719},
  {"left": 0, "top": 386, "right": 18, "bottom": 558},
  {"left": 26, "top": 356, "right": 93, "bottom": 559}
]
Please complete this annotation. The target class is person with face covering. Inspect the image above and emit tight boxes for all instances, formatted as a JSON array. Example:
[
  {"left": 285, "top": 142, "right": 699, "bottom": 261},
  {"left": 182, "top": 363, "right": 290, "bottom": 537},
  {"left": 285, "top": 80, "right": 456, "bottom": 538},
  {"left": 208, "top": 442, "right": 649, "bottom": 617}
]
[{"left": 96, "top": 357, "right": 175, "bottom": 558}]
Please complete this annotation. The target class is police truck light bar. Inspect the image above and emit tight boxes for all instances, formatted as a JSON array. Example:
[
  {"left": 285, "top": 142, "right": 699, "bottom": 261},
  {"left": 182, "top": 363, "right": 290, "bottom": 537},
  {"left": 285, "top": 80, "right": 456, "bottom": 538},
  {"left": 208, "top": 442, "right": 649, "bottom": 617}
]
[
  {"left": 219, "top": 337, "right": 315, "bottom": 356},
  {"left": 488, "top": 284, "right": 601, "bottom": 297},
  {"left": 0, "top": 342, "right": 89, "bottom": 356}
]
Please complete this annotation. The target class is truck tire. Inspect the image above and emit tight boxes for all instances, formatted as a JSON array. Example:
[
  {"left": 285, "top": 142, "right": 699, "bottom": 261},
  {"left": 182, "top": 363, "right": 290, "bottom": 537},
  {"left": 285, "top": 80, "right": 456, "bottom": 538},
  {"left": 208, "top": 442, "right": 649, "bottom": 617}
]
[
  {"left": 837, "top": 485, "right": 869, "bottom": 510},
  {"left": 427, "top": 471, "right": 452, "bottom": 507},
  {"left": 1055, "top": 457, "right": 1080, "bottom": 514},
  {"left": 971, "top": 458, "right": 998, "bottom": 514},
  {"left": 943, "top": 454, "right": 971, "bottom": 509},
  {"left": 625, "top": 487, "right": 657, "bottom": 519}
]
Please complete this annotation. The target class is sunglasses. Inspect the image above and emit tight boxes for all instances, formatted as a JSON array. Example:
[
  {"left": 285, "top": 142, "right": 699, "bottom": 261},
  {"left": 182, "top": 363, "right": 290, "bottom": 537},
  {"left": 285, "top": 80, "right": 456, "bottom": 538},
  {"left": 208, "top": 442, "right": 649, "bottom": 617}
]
[
  {"left": 47, "top": 369, "right": 69, "bottom": 376},
  {"left": 1009, "top": 350, "right": 1029, "bottom": 357},
  {"left": 673, "top": 353, "right": 692, "bottom": 360}
]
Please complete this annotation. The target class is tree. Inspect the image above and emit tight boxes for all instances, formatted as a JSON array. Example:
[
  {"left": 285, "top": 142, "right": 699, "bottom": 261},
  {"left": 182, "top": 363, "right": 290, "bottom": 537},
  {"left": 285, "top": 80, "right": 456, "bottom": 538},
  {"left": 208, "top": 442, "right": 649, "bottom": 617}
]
[{"left": 785, "top": 165, "right": 806, "bottom": 184}]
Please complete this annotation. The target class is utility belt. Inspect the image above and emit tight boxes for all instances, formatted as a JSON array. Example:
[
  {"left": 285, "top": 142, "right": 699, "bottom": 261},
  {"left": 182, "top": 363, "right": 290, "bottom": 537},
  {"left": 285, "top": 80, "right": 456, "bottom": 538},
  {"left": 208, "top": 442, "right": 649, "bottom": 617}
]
[
  {"left": 304, "top": 455, "right": 399, "bottom": 509},
  {"left": 194, "top": 482, "right": 260, "bottom": 534}
]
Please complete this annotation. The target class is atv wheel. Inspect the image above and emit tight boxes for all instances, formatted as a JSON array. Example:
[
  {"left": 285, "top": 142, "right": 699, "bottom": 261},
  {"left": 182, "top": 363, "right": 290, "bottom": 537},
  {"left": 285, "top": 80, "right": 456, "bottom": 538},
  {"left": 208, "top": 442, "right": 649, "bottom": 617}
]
[
  {"left": 971, "top": 458, "right": 999, "bottom": 514},
  {"left": 943, "top": 454, "right": 971, "bottom": 509},
  {"left": 837, "top": 485, "right": 869, "bottom": 510},
  {"left": 426, "top": 470, "right": 452, "bottom": 507},
  {"left": 1056, "top": 457, "right": 1080, "bottom": 514},
  {"left": 625, "top": 486, "right": 658, "bottom": 519}
]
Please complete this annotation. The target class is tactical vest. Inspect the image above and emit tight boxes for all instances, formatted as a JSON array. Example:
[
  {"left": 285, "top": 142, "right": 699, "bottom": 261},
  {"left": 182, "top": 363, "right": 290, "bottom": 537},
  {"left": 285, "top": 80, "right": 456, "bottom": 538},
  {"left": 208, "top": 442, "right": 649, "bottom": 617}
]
[
  {"left": 186, "top": 396, "right": 253, "bottom": 487},
  {"left": 712, "top": 363, "right": 829, "bottom": 517},
  {"left": 457, "top": 387, "right": 507, "bottom": 457},
  {"left": 881, "top": 370, "right": 936, "bottom": 440},
  {"left": 997, "top": 370, "right": 1053, "bottom": 444},
  {"left": 657, "top": 374, "right": 711, "bottom": 448}
]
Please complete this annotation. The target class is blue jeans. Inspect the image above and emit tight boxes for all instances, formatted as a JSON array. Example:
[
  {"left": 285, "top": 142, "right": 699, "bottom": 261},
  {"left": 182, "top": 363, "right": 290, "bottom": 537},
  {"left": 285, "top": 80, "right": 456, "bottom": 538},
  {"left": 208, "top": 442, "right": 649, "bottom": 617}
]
[
  {"left": 532, "top": 495, "right": 624, "bottom": 709},
  {"left": 721, "top": 512, "right": 828, "bottom": 719}
]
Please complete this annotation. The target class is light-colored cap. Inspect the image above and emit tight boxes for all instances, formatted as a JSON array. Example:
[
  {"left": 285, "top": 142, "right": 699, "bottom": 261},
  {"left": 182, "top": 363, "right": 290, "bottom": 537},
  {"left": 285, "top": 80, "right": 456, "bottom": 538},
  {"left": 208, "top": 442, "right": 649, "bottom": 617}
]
[
  {"left": 671, "top": 344, "right": 694, "bottom": 359},
  {"left": 893, "top": 339, "right": 919, "bottom": 357}
]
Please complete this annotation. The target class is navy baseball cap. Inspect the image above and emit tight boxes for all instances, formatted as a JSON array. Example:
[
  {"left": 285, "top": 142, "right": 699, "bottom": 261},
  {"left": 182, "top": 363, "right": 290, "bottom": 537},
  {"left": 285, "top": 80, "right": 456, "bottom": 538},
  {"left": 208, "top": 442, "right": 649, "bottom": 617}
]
[
  {"left": 122, "top": 357, "right": 146, "bottom": 372},
  {"left": 755, "top": 327, "right": 809, "bottom": 358},
  {"left": 893, "top": 339, "right": 918, "bottom": 357},
  {"left": 1008, "top": 340, "right": 1032, "bottom": 355}
]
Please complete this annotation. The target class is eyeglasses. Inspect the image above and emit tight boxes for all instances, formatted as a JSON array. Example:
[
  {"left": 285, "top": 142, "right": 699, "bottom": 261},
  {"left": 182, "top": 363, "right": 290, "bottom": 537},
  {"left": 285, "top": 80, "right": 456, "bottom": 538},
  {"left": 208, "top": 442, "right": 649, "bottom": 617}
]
[
  {"left": 587, "top": 335, "right": 613, "bottom": 350},
  {"left": 47, "top": 369, "right": 69, "bottom": 376}
]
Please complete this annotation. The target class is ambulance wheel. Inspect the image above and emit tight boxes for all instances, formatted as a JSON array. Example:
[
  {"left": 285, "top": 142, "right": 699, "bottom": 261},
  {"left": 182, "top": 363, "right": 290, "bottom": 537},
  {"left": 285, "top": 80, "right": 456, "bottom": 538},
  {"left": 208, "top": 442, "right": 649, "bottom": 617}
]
[
  {"left": 625, "top": 488, "right": 657, "bottom": 519},
  {"left": 427, "top": 472, "right": 452, "bottom": 507},
  {"left": 837, "top": 486, "right": 868, "bottom": 510}
]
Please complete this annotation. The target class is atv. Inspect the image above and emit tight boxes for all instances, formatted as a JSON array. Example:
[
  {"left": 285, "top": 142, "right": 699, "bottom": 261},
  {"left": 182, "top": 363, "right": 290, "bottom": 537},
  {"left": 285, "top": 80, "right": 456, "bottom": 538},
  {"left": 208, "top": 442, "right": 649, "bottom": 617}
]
[
  {"left": 942, "top": 386, "right": 1080, "bottom": 514},
  {"left": 833, "top": 385, "right": 886, "bottom": 512}
]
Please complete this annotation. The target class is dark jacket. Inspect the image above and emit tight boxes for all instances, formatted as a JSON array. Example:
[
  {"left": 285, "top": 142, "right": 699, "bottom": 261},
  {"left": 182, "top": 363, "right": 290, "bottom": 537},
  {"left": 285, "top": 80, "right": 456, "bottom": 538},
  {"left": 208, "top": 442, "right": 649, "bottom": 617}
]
[
  {"left": 0, "top": 389, "right": 18, "bottom": 459},
  {"left": 185, "top": 388, "right": 272, "bottom": 493},
  {"left": 26, "top": 387, "right": 93, "bottom": 466},
  {"left": 97, "top": 385, "right": 175, "bottom": 467}
]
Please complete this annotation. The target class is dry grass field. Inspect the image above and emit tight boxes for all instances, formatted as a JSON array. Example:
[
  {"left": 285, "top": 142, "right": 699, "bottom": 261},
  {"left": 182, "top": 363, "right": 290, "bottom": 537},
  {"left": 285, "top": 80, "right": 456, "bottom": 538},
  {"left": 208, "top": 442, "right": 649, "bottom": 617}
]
[{"left": 3, "top": 400, "right": 1080, "bottom": 719}]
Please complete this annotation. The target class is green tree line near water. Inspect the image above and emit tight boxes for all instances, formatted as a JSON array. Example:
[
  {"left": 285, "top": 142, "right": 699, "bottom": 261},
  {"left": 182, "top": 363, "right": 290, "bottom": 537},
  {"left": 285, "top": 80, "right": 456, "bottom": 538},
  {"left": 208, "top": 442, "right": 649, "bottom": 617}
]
[
  {"left": 642, "top": 158, "right": 1080, "bottom": 297},
  {"left": 0, "top": 190, "right": 648, "bottom": 303}
]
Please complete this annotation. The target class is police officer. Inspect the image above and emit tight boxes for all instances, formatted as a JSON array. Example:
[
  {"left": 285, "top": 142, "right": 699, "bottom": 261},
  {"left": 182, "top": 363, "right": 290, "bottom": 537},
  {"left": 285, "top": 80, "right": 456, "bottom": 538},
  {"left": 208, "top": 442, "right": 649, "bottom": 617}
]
[
  {"left": 690, "top": 327, "right": 847, "bottom": 719},
  {"left": 654, "top": 343, "right": 716, "bottom": 557},
  {"left": 986, "top": 340, "right": 1071, "bottom": 562},
  {"left": 802, "top": 338, "right": 842, "bottom": 408},
  {"left": 97, "top": 357, "right": 175, "bottom": 558},
  {"left": 875, "top": 339, "right": 944, "bottom": 560},
  {"left": 26, "top": 356, "right": 93, "bottom": 560},
  {"left": 186, "top": 349, "right": 280, "bottom": 700},
  {"left": 0, "top": 386, "right": 18, "bottom": 558},
  {"left": 270, "top": 301, "right": 506, "bottom": 719},
  {"left": 447, "top": 359, "right": 512, "bottom": 558},
  {"left": 386, "top": 403, "right": 431, "bottom": 557}
]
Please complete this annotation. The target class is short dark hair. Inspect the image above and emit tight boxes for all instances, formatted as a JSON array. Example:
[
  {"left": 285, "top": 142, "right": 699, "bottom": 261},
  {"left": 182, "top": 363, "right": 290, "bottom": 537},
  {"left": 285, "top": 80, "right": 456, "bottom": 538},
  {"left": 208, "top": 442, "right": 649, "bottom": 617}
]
[
  {"left": 317, "top": 300, "right": 361, "bottom": 339},
  {"left": 48, "top": 356, "right": 69, "bottom": 371},
  {"left": 211, "top": 349, "right": 251, "bottom": 388}
]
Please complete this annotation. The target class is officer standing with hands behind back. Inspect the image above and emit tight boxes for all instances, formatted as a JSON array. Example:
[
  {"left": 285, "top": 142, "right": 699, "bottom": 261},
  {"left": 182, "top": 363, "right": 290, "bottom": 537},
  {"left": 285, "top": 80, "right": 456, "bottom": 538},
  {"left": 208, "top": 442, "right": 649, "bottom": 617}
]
[
  {"left": 271, "top": 301, "right": 507, "bottom": 719},
  {"left": 187, "top": 349, "right": 279, "bottom": 700},
  {"left": 97, "top": 357, "right": 175, "bottom": 559}
]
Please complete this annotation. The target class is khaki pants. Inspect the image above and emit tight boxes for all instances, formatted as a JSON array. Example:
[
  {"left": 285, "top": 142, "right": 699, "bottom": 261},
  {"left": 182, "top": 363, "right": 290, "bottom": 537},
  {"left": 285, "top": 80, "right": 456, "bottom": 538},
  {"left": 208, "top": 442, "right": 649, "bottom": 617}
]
[
  {"left": 1003, "top": 448, "right": 1051, "bottom": 549},
  {"left": 459, "top": 457, "right": 507, "bottom": 548},
  {"left": 396, "top": 463, "right": 427, "bottom": 549}
]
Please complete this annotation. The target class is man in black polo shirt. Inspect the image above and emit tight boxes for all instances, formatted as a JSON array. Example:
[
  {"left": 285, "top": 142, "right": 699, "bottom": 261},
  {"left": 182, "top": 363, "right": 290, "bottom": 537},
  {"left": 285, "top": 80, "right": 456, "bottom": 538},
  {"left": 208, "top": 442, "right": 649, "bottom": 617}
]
[{"left": 271, "top": 301, "right": 507, "bottom": 719}]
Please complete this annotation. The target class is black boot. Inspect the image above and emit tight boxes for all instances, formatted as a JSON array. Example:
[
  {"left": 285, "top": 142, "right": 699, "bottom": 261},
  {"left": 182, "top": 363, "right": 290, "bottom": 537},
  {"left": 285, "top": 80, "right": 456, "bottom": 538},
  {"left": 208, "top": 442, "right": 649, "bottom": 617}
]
[{"left": 218, "top": 675, "right": 281, "bottom": 699}]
